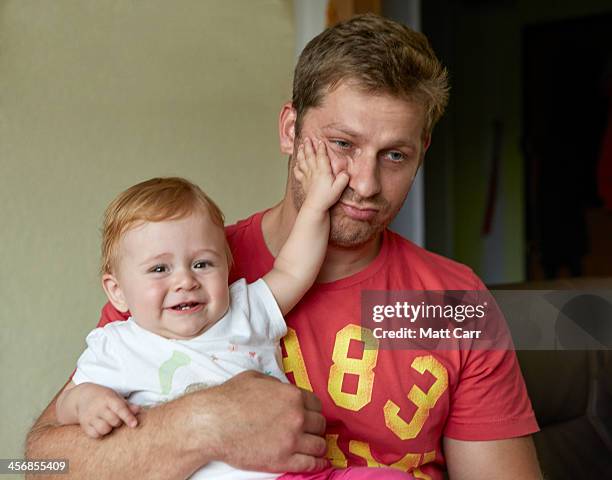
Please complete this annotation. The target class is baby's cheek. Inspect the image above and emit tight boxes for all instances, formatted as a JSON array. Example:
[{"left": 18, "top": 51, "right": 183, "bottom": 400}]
[
  {"left": 142, "top": 285, "right": 167, "bottom": 308},
  {"left": 213, "top": 281, "right": 231, "bottom": 311}
]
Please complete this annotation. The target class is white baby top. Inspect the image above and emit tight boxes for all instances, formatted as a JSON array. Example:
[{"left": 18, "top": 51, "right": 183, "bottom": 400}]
[{"left": 73, "top": 278, "right": 287, "bottom": 479}]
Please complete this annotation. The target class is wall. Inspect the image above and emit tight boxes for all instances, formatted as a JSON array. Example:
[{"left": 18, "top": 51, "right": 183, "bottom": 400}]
[{"left": 0, "top": 0, "right": 294, "bottom": 463}]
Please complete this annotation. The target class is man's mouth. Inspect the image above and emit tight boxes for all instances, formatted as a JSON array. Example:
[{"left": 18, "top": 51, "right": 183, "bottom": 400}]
[{"left": 339, "top": 202, "right": 379, "bottom": 221}]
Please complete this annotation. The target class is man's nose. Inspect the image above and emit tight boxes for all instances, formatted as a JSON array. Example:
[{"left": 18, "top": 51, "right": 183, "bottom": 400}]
[
  {"left": 173, "top": 269, "right": 199, "bottom": 291},
  {"left": 346, "top": 151, "right": 381, "bottom": 199}
]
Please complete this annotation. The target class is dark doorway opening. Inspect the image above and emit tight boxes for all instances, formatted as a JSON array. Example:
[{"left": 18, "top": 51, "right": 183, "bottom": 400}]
[{"left": 523, "top": 13, "right": 612, "bottom": 280}]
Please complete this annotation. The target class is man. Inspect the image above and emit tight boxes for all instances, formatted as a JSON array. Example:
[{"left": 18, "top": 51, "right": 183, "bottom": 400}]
[{"left": 26, "top": 14, "right": 542, "bottom": 479}]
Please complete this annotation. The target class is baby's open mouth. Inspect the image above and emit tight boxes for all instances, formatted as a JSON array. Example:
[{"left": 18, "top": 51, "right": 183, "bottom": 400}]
[{"left": 171, "top": 302, "right": 201, "bottom": 311}]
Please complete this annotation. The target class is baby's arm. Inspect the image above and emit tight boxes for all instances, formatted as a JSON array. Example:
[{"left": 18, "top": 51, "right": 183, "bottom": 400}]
[
  {"left": 56, "top": 381, "right": 140, "bottom": 438},
  {"left": 264, "top": 138, "right": 348, "bottom": 314}
]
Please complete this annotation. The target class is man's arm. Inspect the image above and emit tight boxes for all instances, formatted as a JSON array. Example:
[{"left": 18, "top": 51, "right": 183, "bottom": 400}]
[
  {"left": 443, "top": 436, "right": 542, "bottom": 480},
  {"left": 26, "top": 371, "right": 327, "bottom": 480}
]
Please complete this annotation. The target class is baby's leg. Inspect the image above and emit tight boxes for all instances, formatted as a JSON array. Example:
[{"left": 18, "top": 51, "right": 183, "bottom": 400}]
[
  {"left": 277, "top": 467, "right": 336, "bottom": 480},
  {"left": 279, "top": 466, "right": 414, "bottom": 479},
  {"left": 334, "top": 466, "right": 414, "bottom": 479}
]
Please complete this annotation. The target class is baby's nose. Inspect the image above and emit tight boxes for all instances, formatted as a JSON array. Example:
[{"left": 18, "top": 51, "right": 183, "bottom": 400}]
[{"left": 174, "top": 270, "right": 199, "bottom": 290}]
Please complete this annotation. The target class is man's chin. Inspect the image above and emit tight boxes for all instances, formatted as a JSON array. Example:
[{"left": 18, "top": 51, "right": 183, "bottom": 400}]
[{"left": 329, "top": 216, "right": 385, "bottom": 248}]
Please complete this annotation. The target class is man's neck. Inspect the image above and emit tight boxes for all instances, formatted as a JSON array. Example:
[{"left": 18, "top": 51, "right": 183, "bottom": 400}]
[{"left": 261, "top": 199, "right": 382, "bottom": 283}]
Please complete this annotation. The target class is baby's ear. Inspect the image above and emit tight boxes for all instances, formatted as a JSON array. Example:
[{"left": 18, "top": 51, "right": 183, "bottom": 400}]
[{"left": 102, "top": 273, "right": 129, "bottom": 312}]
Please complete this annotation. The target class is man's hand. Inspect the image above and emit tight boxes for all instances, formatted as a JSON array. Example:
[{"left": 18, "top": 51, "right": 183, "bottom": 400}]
[
  {"left": 27, "top": 370, "right": 328, "bottom": 479},
  {"left": 192, "top": 370, "right": 328, "bottom": 473}
]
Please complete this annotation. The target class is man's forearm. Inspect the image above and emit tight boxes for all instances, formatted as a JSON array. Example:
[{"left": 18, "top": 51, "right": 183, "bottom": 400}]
[
  {"left": 27, "top": 371, "right": 328, "bottom": 478},
  {"left": 26, "top": 393, "right": 207, "bottom": 480},
  {"left": 443, "top": 436, "right": 542, "bottom": 480}
]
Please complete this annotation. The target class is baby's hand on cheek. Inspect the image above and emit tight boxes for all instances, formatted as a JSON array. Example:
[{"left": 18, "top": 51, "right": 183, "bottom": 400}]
[
  {"left": 75, "top": 383, "right": 140, "bottom": 438},
  {"left": 293, "top": 137, "right": 349, "bottom": 212}
]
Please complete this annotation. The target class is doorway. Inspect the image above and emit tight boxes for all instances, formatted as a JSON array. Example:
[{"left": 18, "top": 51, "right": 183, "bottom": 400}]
[{"left": 523, "top": 13, "right": 612, "bottom": 280}]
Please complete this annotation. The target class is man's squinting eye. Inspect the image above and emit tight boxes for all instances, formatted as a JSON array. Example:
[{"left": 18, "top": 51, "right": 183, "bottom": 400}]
[
  {"left": 384, "top": 151, "right": 406, "bottom": 163},
  {"left": 149, "top": 264, "right": 168, "bottom": 274},
  {"left": 193, "top": 260, "right": 213, "bottom": 269},
  {"left": 332, "top": 139, "right": 352, "bottom": 150}
]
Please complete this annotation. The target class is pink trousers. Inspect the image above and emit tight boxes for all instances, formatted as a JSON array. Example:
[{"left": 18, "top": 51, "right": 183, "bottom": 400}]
[{"left": 279, "top": 466, "right": 414, "bottom": 479}]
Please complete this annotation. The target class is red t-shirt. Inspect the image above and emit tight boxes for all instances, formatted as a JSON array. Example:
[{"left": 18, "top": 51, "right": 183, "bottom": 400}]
[{"left": 99, "top": 211, "right": 538, "bottom": 479}]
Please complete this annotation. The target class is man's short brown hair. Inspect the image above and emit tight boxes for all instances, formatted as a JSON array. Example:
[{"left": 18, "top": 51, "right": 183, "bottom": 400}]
[
  {"left": 101, "top": 177, "right": 231, "bottom": 274},
  {"left": 292, "top": 13, "right": 449, "bottom": 138}
]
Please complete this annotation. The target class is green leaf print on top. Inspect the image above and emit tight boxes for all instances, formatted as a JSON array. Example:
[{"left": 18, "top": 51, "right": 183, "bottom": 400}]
[{"left": 159, "top": 350, "right": 192, "bottom": 395}]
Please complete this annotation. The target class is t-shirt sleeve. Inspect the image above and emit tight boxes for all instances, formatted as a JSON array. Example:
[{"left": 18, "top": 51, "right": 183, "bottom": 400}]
[
  {"left": 98, "top": 302, "right": 130, "bottom": 328},
  {"left": 443, "top": 274, "right": 539, "bottom": 440},
  {"left": 72, "top": 328, "right": 129, "bottom": 396},
  {"left": 444, "top": 348, "right": 539, "bottom": 440},
  {"left": 247, "top": 278, "right": 287, "bottom": 342}
]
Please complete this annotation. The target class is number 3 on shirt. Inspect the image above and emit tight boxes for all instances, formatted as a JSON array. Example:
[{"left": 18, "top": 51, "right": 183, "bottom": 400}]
[{"left": 384, "top": 355, "right": 448, "bottom": 439}]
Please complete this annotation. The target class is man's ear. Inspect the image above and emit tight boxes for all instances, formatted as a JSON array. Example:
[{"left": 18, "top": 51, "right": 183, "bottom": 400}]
[
  {"left": 279, "top": 102, "right": 297, "bottom": 155},
  {"left": 415, "top": 133, "right": 432, "bottom": 174},
  {"left": 102, "top": 273, "right": 129, "bottom": 312},
  {"left": 422, "top": 133, "right": 431, "bottom": 153}
]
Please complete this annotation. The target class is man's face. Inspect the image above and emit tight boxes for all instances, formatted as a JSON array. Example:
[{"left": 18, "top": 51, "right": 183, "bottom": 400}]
[{"left": 289, "top": 82, "right": 429, "bottom": 247}]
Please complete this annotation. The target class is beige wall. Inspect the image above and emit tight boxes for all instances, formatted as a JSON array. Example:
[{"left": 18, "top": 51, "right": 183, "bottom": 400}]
[{"left": 0, "top": 0, "right": 294, "bottom": 463}]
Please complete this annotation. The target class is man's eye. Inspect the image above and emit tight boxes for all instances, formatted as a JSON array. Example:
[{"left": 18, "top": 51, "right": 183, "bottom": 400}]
[
  {"left": 149, "top": 265, "right": 167, "bottom": 273},
  {"left": 384, "top": 151, "right": 405, "bottom": 162},
  {"left": 332, "top": 139, "right": 352, "bottom": 149},
  {"left": 194, "top": 260, "right": 213, "bottom": 269}
]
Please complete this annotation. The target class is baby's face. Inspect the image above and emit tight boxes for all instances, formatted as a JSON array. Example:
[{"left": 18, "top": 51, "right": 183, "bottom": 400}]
[{"left": 113, "top": 209, "right": 230, "bottom": 340}]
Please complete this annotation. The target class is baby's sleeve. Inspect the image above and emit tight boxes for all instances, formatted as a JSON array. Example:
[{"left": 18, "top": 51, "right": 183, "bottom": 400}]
[
  {"left": 247, "top": 279, "right": 288, "bottom": 343},
  {"left": 72, "top": 328, "right": 129, "bottom": 396}
]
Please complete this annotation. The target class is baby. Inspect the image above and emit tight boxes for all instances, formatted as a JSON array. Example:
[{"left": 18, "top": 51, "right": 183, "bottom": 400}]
[{"left": 56, "top": 140, "right": 413, "bottom": 479}]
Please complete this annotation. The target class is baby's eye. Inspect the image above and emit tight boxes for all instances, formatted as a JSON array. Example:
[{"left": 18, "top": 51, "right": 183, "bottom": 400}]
[
  {"left": 193, "top": 260, "right": 213, "bottom": 269},
  {"left": 384, "top": 151, "right": 406, "bottom": 163},
  {"left": 149, "top": 264, "right": 168, "bottom": 273}
]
